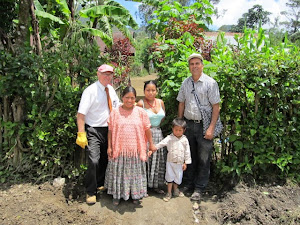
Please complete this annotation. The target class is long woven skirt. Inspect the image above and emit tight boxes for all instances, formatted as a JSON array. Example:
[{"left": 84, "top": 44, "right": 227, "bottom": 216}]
[
  {"left": 105, "top": 155, "right": 147, "bottom": 201},
  {"left": 147, "top": 127, "right": 167, "bottom": 189}
]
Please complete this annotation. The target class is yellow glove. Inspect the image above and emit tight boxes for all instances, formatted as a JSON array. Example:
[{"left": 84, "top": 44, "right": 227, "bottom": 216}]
[{"left": 76, "top": 132, "right": 88, "bottom": 149}]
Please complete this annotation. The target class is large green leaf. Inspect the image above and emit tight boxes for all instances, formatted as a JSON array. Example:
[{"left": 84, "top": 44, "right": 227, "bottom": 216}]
[
  {"left": 81, "top": 28, "right": 113, "bottom": 47},
  {"left": 55, "top": 0, "right": 71, "bottom": 18},
  {"left": 80, "top": 5, "right": 129, "bottom": 19},
  {"left": 34, "top": 0, "right": 44, "bottom": 11},
  {"left": 35, "top": 10, "right": 65, "bottom": 24},
  {"left": 97, "top": 16, "right": 113, "bottom": 39},
  {"left": 110, "top": 17, "right": 136, "bottom": 47}
]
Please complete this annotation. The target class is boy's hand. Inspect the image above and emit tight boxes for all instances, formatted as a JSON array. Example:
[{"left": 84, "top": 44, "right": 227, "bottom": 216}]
[
  {"left": 182, "top": 163, "right": 187, "bottom": 171},
  {"left": 148, "top": 151, "right": 153, "bottom": 157}
]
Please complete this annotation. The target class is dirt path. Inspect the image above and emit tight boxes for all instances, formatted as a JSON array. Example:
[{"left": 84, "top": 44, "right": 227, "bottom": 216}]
[
  {"left": 1, "top": 181, "right": 300, "bottom": 225},
  {"left": 130, "top": 74, "right": 158, "bottom": 98}
]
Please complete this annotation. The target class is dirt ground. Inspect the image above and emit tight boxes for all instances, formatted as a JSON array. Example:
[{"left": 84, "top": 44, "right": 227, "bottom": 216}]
[
  {"left": 1, "top": 179, "right": 300, "bottom": 225},
  {"left": 130, "top": 74, "right": 158, "bottom": 98}
]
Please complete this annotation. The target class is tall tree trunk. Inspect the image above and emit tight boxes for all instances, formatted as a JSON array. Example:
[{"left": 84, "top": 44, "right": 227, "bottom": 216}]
[
  {"left": 68, "top": 0, "right": 74, "bottom": 21},
  {"left": 3, "top": 96, "right": 9, "bottom": 150},
  {"left": 29, "top": 0, "right": 42, "bottom": 55},
  {"left": 11, "top": 96, "right": 26, "bottom": 166},
  {"left": 15, "top": 0, "right": 30, "bottom": 48}
]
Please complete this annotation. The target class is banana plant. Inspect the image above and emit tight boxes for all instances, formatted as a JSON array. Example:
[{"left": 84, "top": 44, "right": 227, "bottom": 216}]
[{"left": 33, "top": 0, "right": 138, "bottom": 47}]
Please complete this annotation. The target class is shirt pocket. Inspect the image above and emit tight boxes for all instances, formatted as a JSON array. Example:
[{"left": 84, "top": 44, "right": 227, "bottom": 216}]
[{"left": 197, "top": 89, "right": 209, "bottom": 105}]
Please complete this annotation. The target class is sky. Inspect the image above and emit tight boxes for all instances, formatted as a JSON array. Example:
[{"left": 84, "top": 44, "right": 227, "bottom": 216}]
[{"left": 115, "top": 0, "right": 289, "bottom": 30}]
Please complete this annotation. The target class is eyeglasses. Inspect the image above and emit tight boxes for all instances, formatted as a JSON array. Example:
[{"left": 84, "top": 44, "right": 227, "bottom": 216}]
[{"left": 100, "top": 72, "right": 114, "bottom": 76}]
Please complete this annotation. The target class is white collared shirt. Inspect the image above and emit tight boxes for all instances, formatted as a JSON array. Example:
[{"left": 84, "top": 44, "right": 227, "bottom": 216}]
[
  {"left": 156, "top": 133, "right": 191, "bottom": 165},
  {"left": 78, "top": 81, "right": 120, "bottom": 127}
]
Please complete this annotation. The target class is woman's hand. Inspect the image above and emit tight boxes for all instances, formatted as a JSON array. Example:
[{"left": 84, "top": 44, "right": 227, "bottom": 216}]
[
  {"left": 148, "top": 144, "right": 157, "bottom": 157},
  {"left": 107, "top": 147, "right": 113, "bottom": 159},
  {"left": 149, "top": 143, "right": 157, "bottom": 152}
]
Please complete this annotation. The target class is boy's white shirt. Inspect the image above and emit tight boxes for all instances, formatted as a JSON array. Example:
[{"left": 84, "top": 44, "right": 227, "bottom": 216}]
[{"left": 155, "top": 133, "right": 191, "bottom": 165}]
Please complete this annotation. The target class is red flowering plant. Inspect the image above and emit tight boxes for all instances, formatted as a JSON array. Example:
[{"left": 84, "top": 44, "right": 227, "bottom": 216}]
[{"left": 105, "top": 37, "right": 133, "bottom": 95}]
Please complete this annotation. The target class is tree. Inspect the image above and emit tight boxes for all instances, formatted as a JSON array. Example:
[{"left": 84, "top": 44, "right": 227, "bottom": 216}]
[
  {"left": 231, "top": 5, "right": 271, "bottom": 32},
  {"left": 218, "top": 25, "right": 233, "bottom": 32},
  {"left": 280, "top": 0, "right": 300, "bottom": 34},
  {"left": 267, "top": 16, "right": 286, "bottom": 46},
  {"left": 135, "top": 0, "right": 218, "bottom": 26}
]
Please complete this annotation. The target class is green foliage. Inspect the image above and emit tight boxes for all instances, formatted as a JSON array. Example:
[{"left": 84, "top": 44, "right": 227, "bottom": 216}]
[
  {"left": 152, "top": 35, "right": 195, "bottom": 129},
  {"left": 148, "top": 1, "right": 214, "bottom": 130},
  {"left": 148, "top": 0, "right": 214, "bottom": 34},
  {"left": 209, "top": 28, "right": 300, "bottom": 181},
  {"left": 130, "top": 31, "right": 155, "bottom": 76},
  {"left": 33, "top": 0, "right": 138, "bottom": 47},
  {"left": 0, "top": 0, "right": 17, "bottom": 34},
  {"left": 148, "top": 0, "right": 300, "bottom": 183},
  {"left": 0, "top": 39, "right": 101, "bottom": 181}
]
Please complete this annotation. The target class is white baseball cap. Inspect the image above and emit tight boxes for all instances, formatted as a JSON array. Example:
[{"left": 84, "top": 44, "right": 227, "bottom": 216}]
[{"left": 187, "top": 53, "right": 203, "bottom": 62}]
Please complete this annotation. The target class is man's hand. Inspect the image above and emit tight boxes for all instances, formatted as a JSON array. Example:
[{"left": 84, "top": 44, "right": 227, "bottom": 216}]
[
  {"left": 204, "top": 126, "right": 214, "bottom": 140},
  {"left": 182, "top": 163, "right": 187, "bottom": 171},
  {"left": 76, "top": 132, "right": 88, "bottom": 149}
]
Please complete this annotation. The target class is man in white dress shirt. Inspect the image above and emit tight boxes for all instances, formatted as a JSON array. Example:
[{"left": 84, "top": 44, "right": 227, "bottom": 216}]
[{"left": 76, "top": 64, "right": 120, "bottom": 204}]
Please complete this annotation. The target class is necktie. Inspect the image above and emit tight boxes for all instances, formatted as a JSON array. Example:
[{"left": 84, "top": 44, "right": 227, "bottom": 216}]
[{"left": 105, "top": 87, "right": 112, "bottom": 112}]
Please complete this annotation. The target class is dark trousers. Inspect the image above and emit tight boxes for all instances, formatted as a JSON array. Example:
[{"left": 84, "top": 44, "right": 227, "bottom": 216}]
[
  {"left": 85, "top": 125, "right": 108, "bottom": 195},
  {"left": 184, "top": 120, "right": 213, "bottom": 193}
]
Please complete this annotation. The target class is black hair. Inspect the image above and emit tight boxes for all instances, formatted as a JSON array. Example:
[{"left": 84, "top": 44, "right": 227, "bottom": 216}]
[
  {"left": 172, "top": 118, "right": 187, "bottom": 129},
  {"left": 122, "top": 86, "right": 137, "bottom": 98},
  {"left": 143, "top": 80, "right": 157, "bottom": 91}
]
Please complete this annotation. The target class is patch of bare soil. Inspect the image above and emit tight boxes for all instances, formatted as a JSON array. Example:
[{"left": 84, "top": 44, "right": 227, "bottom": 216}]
[
  {"left": 1, "top": 180, "right": 299, "bottom": 225},
  {"left": 130, "top": 74, "right": 158, "bottom": 98}
]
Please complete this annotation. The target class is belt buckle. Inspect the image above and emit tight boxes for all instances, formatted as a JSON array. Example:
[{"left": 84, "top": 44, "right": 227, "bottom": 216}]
[{"left": 194, "top": 120, "right": 201, "bottom": 123}]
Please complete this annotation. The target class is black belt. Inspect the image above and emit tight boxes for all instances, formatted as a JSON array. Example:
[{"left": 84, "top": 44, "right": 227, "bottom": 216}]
[{"left": 184, "top": 118, "right": 202, "bottom": 123}]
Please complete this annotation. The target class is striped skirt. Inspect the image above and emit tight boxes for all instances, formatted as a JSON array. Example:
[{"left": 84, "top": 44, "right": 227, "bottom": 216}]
[
  {"left": 105, "top": 155, "right": 147, "bottom": 201},
  {"left": 147, "top": 127, "right": 167, "bottom": 189}
]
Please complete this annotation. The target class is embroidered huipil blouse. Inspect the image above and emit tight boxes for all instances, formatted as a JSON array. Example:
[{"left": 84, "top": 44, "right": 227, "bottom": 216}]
[{"left": 108, "top": 106, "right": 151, "bottom": 161}]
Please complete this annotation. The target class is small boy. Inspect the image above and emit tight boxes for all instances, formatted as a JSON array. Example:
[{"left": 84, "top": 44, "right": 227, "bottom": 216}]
[{"left": 150, "top": 118, "right": 191, "bottom": 202}]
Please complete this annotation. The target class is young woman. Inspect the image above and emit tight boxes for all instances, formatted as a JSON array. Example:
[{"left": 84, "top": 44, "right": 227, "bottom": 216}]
[
  {"left": 137, "top": 80, "right": 166, "bottom": 194},
  {"left": 105, "top": 86, "right": 155, "bottom": 205}
]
